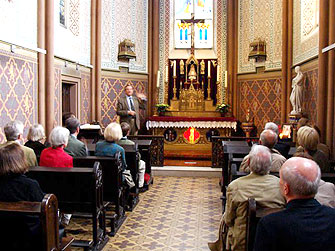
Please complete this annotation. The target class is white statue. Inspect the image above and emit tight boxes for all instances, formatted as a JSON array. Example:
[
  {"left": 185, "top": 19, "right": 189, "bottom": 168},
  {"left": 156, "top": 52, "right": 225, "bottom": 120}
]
[{"left": 290, "top": 66, "right": 304, "bottom": 115}]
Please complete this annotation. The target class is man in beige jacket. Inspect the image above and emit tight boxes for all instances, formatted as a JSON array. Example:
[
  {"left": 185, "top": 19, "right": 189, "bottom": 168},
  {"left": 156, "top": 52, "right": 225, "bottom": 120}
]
[
  {"left": 240, "top": 129, "right": 286, "bottom": 173},
  {"left": 209, "top": 145, "right": 285, "bottom": 251}
]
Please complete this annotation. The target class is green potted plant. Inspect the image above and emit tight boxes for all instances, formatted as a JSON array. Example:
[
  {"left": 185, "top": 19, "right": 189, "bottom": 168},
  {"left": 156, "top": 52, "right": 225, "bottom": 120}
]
[
  {"left": 155, "top": 104, "right": 170, "bottom": 116},
  {"left": 216, "top": 103, "right": 230, "bottom": 117}
]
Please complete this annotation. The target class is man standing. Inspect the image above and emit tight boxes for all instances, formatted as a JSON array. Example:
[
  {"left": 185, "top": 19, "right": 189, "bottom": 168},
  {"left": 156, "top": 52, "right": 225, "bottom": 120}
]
[
  {"left": 254, "top": 157, "right": 335, "bottom": 251},
  {"left": 117, "top": 84, "right": 146, "bottom": 135}
]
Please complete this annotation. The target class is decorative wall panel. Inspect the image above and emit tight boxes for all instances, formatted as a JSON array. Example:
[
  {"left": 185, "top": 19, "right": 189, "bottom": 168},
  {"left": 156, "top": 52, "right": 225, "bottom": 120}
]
[
  {"left": 54, "top": 67, "right": 62, "bottom": 126},
  {"left": 101, "top": 75, "right": 148, "bottom": 128},
  {"left": 0, "top": 50, "right": 37, "bottom": 143},
  {"left": 238, "top": 77, "right": 282, "bottom": 132},
  {"left": 302, "top": 68, "right": 318, "bottom": 124},
  {"left": 54, "top": 0, "right": 91, "bottom": 65},
  {"left": 238, "top": 0, "right": 282, "bottom": 73},
  {"left": 293, "top": 0, "right": 319, "bottom": 66},
  {"left": 0, "top": 0, "right": 37, "bottom": 49},
  {"left": 101, "top": 0, "right": 148, "bottom": 73},
  {"left": 80, "top": 72, "right": 91, "bottom": 124}
]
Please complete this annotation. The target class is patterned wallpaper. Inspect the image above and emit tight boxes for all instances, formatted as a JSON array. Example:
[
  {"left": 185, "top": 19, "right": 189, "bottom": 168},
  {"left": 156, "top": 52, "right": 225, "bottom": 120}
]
[
  {"left": 293, "top": 0, "right": 319, "bottom": 66},
  {"left": 302, "top": 68, "right": 318, "bottom": 124},
  {"left": 54, "top": 0, "right": 91, "bottom": 65},
  {"left": 238, "top": 0, "right": 282, "bottom": 73},
  {"left": 0, "top": 50, "right": 38, "bottom": 143},
  {"left": 80, "top": 72, "right": 91, "bottom": 124},
  {"left": 159, "top": 0, "right": 227, "bottom": 104},
  {"left": 101, "top": 74, "right": 148, "bottom": 128},
  {"left": 0, "top": 0, "right": 37, "bottom": 49},
  {"left": 101, "top": 0, "right": 148, "bottom": 73},
  {"left": 238, "top": 77, "right": 282, "bottom": 132},
  {"left": 54, "top": 67, "right": 62, "bottom": 126}
]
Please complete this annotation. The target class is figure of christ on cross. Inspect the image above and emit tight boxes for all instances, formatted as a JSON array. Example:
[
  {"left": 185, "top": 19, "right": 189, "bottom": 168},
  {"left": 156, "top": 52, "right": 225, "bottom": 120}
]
[{"left": 181, "top": 13, "right": 205, "bottom": 54}]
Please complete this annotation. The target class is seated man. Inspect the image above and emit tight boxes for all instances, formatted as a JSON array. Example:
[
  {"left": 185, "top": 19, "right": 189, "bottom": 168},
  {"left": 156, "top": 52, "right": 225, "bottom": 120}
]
[
  {"left": 0, "top": 120, "right": 37, "bottom": 167},
  {"left": 117, "top": 122, "right": 146, "bottom": 190},
  {"left": 223, "top": 145, "right": 285, "bottom": 251},
  {"left": 264, "top": 122, "right": 290, "bottom": 158},
  {"left": 64, "top": 117, "right": 87, "bottom": 157},
  {"left": 240, "top": 129, "right": 286, "bottom": 173},
  {"left": 254, "top": 157, "right": 335, "bottom": 251}
]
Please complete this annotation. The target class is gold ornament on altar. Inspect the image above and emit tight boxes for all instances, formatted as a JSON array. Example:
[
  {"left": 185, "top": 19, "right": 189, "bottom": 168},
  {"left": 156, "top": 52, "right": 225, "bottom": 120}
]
[
  {"left": 180, "top": 60, "right": 185, "bottom": 75},
  {"left": 200, "top": 60, "right": 205, "bottom": 75},
  {"left": 188, "top": 64, "right": 197, "bottom": 81}
]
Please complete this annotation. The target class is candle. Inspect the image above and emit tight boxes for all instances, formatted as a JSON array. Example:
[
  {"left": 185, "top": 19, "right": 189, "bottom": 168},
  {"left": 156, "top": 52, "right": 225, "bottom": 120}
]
[
  {"left": 165, "top": 65, "right": 169, "bottom": 82},
  {"left": 208, "top": 61, "right": 211, "bottom": 77},
  {"left": 173, "top": 60, "right": 176, "bottom": 77},
  {"left": 217, "top": 65, "right": 220, "bottom": 82},
  {"left": 225, "top": 71, "right": 228, "bottom": 88},
  {"left": 156, "top": 70, "right": 160, "bottom": 88}
]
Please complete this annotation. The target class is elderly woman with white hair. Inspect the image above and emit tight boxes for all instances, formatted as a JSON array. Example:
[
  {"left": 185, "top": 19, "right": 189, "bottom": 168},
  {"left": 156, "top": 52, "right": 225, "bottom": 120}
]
[
  {"left": 24, "top": 124, "right": 47, "bottom": 160},
  {"left": 39, "top": 126, "right": 73, "bottom": 168}
]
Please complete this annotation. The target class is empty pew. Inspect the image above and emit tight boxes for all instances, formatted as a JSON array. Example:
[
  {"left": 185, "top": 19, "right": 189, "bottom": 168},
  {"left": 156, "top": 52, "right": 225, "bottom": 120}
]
[
  {"left": 0, "top": 194, "right": 74, "bottom": 251},
  {"left": 73, "top": 153, "right": 126, "bottom": 236},
  {"left": 27, "top": 163, "right": 108, "bottom": 251}
]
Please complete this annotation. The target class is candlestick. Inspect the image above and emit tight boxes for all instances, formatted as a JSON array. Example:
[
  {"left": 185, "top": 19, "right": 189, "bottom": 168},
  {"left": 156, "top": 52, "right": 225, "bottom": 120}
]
[
  {"left": 156, "top": 70, "right": 160, "bottom": 88},
  {"left": 208, "top": 61, "right": 211, "bottom": 77},
  {"left": 207, "top": 76, "right": 212, "bottom": 100},
  {"left": 224, "top": 71, "right": 228, "bottom": 88},
  {"left": 217, "top": 65, "right": 220, "bottom": 81},
  {"left": 173, "top": 60, "right": 176, "bottom": 77},
  {"left": 165, "top": 65, "right": 169, "bottom": 82},
  {"left": 172, "top": 76, "right": 177, "bottom": 100}
]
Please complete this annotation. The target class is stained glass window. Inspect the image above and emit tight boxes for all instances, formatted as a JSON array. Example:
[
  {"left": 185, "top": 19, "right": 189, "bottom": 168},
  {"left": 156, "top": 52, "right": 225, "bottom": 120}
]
[
  {"left": 60, "top": 0, "right": 66, "bottom": 26},
  {"left": 174, "top": 0, "right": 213, "bottom": 49}
]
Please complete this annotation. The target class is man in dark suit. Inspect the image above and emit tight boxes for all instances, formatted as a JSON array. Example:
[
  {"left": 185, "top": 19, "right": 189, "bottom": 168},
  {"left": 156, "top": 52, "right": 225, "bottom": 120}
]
[
  {"left": 117, "top": 84, "right": 147, "bottom": 135},
  {"left": 254, "top": 157, "right": 335, "bottom": 251}
]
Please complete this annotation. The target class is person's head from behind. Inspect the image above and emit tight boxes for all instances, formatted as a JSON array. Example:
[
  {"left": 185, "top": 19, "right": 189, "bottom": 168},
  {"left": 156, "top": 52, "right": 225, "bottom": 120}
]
[
  {"left": 297, "top": 117, "right": 310, "bottom": 130},
  {"left": 0, "top": 143, "right": 28, "bottom": 176},
  {"left": 104, "top": 123, "right": 122, "bottom": 142},
  {"left": 297, "top": 126, "right": 319, "bottom": 152},
  {"left": 264, "top": 122, "right": 279, "bottom": 136},
  {"left": 62, "top": 112, "right": 75, "bottom": 126},
  {"left": 260, "top": 129, "right": 278, "bottom": 149},
  {"left": 280, "top": 157, "right": 320, "bottom": 202},
  {"left": 65, "top": 117, "right": 80, "bottom": 135},
  {"left": 124, "top": 84, "right": 134, "bottom": 97},
  {"left": 249, "top": 145, "right": 272, "bottom": 175},
  {"left": 27, "top": 124, "right": 45, "bottom": 142},
  {"left": 4, "top": 120, "right": 24, "bottom": 142},
  {"left": 120, "top": 122, "right": 131, "bottom": 137},
  {"left": 49, "top": 126, "right": 70, "bottom": 148}
]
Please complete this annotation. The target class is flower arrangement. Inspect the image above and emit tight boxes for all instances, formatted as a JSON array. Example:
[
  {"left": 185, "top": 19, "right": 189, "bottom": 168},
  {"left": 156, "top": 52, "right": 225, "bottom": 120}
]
[
  {"left": 155, "top": 104, "right": 170, "bottom": 114},
  {"left": 216, "top": 103, "right": 230, "bottom": 114}
]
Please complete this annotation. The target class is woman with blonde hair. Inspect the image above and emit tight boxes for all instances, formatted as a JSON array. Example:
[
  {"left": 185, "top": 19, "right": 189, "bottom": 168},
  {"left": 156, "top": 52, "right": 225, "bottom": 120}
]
[
  {"left": 297, "top": 126, "right": 330, "bottom": 172},
  {"left": 24, "top": 124, "right": 47, "bottom": 160}
]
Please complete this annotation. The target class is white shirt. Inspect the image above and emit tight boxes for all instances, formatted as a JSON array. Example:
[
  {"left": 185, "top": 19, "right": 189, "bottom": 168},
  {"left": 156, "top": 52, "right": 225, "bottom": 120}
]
[{"left": 126, "top": 96, "right": 135, "bottom": 111}]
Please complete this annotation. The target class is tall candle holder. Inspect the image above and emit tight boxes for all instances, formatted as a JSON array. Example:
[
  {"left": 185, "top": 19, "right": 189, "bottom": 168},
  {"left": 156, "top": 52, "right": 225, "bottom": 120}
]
[
  {"left": 207, "top": 76, "right": 212, "bottom": 100},
  {"left": 172, "top": 76, "right": 177, "bottom": 100}
]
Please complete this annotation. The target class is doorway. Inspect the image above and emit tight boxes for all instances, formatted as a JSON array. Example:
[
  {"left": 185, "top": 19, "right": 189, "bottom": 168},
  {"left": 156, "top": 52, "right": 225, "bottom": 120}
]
[{"left": 61, "top": 76, "right": 80, "bottom": 121}]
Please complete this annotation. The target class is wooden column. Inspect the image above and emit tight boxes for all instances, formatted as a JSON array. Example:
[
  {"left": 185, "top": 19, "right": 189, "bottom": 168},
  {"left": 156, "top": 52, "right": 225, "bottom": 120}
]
[
  {"left": 95, "top": 0, "right": 102, "bottom": 122},
  {"left": 327, "top": 0, "right": 335, "bottom": 151},
  {"left": 317, "top": 0, "right": 329, "bottom": 142},
  {"left": 90, "top": 0, "right": 96, "bottom": 121},
  {"left": 285, "top": 0, "right": 293, "bottom": 116},
  {"left": 227, "top": 0, "right": 238, "bottom": 116},
  {"left": 45, "top": 0, "right": 55, "bottom": 137},
  {"left": 37, "top": 0, "right": 46, "bottom": 128}
]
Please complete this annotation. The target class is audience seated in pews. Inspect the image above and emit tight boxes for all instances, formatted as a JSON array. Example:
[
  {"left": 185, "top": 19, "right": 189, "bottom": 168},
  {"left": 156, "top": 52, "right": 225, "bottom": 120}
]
[
  {"left": 40, "top": 126, "right": 73, "bottom": 168},
  {"left": 0, "top": 120, "right": 37, "bottom": 167},
  {"left": 264, "top": 122, "right": 290, "bottom": 158},
  {"left": 24, "top": 124, "right": 47, "bottom": 160},
  {"left": 293, "top": 151, "right": 335, "bottom": 208},
  {"left": 254, "top": 157, "right": 335, "bottom": 251},
  {"left": 0, "top": 143, "right": 44, "bottom": 250},
  {"left": 64, "top": 117, "right": 88, "bottom": 157},
  {"left": 118, "top": 122, "right": 146, "bottom": 190},
  {"left": 240, "top": 129, "right": 286, "bottom": 173},
  {"left": 209, "top": 145, "right": 285, "bottom": 251},
  {"left": 296, "top": 126, "right": 330, "bottom": 172}
]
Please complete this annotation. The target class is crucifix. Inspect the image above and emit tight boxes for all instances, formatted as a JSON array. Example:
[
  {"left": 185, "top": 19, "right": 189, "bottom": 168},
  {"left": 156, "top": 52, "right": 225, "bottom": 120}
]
[{"left": 181, "top": 12, "right": 205, "bottom": 55}]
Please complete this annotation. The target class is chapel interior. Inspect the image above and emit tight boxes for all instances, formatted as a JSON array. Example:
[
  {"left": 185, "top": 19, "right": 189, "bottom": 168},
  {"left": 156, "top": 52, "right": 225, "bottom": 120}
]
[{"left": 0, "top": 0, "right": 334, "bottom": 250}]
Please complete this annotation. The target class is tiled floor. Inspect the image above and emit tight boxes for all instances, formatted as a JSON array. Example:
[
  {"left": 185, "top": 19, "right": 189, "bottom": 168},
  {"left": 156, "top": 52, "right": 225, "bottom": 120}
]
[{"left": 68, "top": 176, "right": 222, "bottom": 251}]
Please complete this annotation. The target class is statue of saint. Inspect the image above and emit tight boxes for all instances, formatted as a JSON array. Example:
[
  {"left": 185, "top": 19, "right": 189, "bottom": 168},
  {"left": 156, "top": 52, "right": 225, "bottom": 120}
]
[
  {"left": 290, "top": 66, "right": 304, "bottom": 115},
  {"left": 200, "top": 60, "right": 205, "bottom": 75},
  {"left": 180, "top": 60, "right": 185, "bottom": 75}
]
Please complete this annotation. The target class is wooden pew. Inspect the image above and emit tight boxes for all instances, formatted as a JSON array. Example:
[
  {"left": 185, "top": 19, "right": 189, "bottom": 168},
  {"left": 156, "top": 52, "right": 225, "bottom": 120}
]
[
  {"left": 27, "top": 163, "right": 108, "bottom": 251},
  {"left": 246, "top": 198, "right": 283, "bottom": 251},
  {"left": 73, "top": 153, "right": 126, "bottom": 237},
  {"left": 0, "top": 194, "right": 73, "bottom": 251}
]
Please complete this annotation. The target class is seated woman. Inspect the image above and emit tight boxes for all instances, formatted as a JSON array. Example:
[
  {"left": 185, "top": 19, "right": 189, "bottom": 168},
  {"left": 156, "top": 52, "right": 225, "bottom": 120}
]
[
  {"left": 24, "top": 124, "right": 47, "bottom": 161},
  {"left": 0, "top": 143, "right": 44, "bottom": 250},
  {"left": 95, "top": 122, "right": 127, "bottom": 168},
  {"left": 40, "top": 126, "right": 73, "bottom": 168}
]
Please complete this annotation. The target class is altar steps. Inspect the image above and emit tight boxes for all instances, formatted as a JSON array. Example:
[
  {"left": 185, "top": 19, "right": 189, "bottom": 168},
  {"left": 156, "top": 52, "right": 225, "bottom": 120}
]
[
  {"left": 152, "top": 166, "right": 221, "bottom": 177},
  {"left": 164, "top": 150, "right": 212, "bottom": 167}
]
